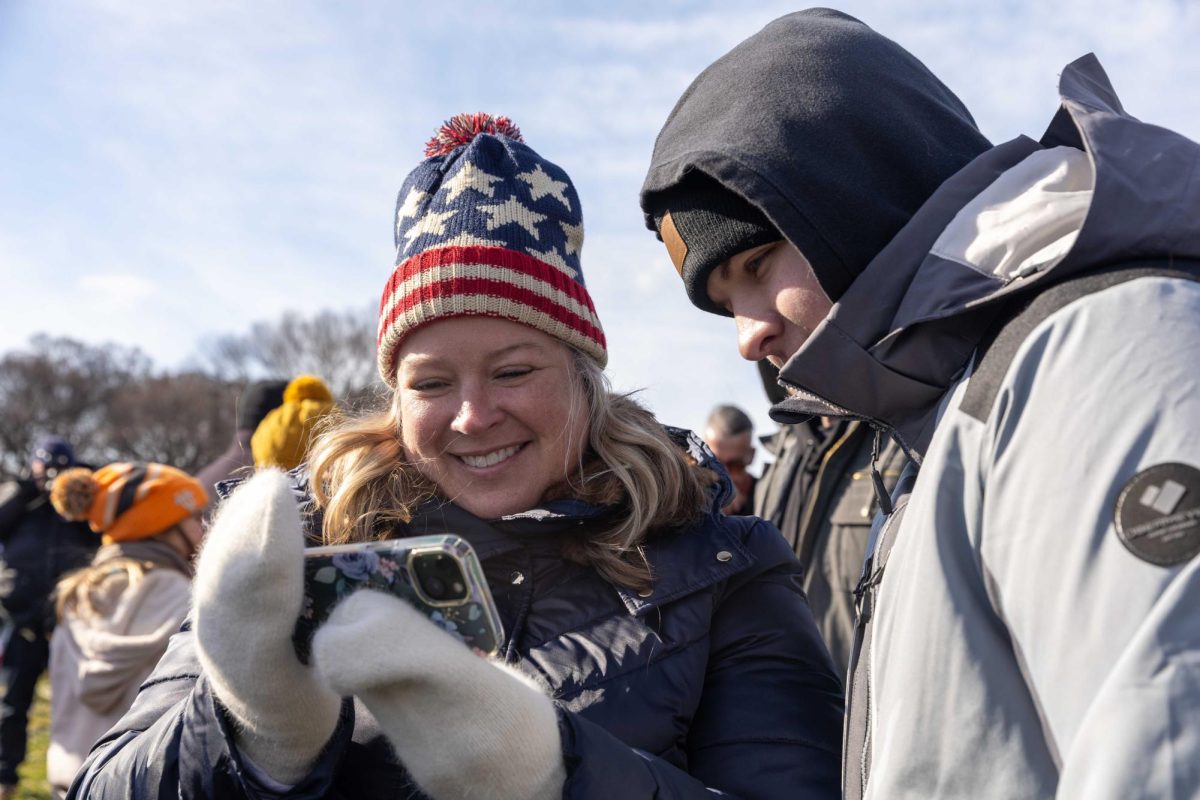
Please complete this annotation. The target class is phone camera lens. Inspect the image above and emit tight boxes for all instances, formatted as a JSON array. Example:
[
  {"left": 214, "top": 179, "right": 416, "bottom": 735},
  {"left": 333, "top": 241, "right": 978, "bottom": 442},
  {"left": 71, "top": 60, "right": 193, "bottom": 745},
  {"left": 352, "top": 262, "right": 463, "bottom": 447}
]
[{"left": 413, "top": 553, "right": 469, "bottom": 602}]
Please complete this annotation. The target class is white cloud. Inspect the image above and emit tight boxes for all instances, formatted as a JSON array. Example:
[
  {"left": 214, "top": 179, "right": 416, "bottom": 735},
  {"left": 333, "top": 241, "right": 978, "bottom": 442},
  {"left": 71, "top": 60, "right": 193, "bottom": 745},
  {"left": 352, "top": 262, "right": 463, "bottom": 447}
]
[{"left": 79, "top": 274, "right": 156, "bottom": 306}]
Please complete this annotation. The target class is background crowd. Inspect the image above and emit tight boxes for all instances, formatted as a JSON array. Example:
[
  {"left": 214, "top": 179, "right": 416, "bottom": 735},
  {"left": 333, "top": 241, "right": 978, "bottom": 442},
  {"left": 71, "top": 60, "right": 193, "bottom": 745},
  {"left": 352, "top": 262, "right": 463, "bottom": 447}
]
[{"left": 0, "top": 373, "right": 344, "bottom": 798}]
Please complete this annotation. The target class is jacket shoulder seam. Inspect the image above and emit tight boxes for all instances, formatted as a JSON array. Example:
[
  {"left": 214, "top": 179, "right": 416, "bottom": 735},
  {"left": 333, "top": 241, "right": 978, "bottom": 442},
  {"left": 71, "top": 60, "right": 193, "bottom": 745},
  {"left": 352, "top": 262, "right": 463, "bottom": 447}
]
[
  {"left": 961, "top": 263, "right": 1200, "bottom": 422},
  {"left": 139, "top": 672, "right": 201, "bottom": 691}
]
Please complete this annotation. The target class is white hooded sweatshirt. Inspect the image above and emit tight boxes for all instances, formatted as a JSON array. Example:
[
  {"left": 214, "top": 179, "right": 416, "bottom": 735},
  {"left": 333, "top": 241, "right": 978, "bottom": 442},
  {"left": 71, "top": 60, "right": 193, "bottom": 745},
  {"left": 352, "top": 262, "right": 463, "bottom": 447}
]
[{"left": 48, "top": 567, "right": 190, "bottom": 796}]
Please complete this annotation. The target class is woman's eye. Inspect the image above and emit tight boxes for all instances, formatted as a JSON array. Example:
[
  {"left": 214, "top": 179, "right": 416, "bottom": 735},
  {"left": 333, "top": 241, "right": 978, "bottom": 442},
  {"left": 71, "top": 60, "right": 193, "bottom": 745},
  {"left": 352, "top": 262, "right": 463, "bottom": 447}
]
[
  {"left": 496, "top": 367, "right": 533, "bottom": 380},
  {"left": 410, "top": 379, "right": 448, "bottom": 392}
]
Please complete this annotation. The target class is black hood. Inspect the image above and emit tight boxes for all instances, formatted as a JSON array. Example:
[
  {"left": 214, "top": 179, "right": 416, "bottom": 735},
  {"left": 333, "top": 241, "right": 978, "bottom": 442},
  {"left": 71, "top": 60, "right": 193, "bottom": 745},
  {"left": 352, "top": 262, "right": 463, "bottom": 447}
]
[{"left": 641, "top": 8, "right": 991, "bottom": 307}]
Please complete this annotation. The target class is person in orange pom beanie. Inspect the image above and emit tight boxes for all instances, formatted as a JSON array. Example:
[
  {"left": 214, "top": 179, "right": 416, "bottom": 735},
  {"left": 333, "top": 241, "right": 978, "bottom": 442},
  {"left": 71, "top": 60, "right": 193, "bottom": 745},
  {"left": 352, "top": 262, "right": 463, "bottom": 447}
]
[
  {"left": 250, "top": 375, "right": 338, "bottom": 471},
  {"left": 46, "top": 464, "right": 207, "bottom": 798}
]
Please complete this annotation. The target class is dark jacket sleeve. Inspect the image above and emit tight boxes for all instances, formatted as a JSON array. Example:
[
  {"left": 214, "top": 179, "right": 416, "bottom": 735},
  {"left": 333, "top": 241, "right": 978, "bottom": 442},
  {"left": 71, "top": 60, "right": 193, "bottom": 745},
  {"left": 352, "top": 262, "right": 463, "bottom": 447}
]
[
  {"left": 67, "top": 619, "right": 354, "bottom": 800},
  {"left": 558, "top": 519, "right": 844, "bottom": 799},
  {"left": 0, "top": 480, "right": 36, "bottom": 541}
]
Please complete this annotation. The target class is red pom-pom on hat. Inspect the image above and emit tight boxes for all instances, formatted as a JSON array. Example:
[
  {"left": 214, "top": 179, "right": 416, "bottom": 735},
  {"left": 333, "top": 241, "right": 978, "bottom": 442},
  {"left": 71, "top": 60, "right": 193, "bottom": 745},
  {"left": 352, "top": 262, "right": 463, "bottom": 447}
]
[{"left": 424, "top": 112, "right": 524, "bottom": 158}]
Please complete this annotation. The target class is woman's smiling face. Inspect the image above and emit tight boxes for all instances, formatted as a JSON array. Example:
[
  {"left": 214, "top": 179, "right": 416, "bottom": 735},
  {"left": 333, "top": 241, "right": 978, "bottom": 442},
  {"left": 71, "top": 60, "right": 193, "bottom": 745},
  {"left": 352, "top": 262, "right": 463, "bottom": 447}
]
[{"left": 394, "top": 316, "right": 589, "bottom": 519}]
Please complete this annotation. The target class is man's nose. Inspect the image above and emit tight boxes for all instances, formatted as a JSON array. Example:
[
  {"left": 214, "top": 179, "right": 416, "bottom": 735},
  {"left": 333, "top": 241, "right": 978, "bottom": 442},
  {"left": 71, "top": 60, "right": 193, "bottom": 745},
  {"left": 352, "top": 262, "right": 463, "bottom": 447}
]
[{"left": 736, "top": 315, "right": 778, "bottom": 363}]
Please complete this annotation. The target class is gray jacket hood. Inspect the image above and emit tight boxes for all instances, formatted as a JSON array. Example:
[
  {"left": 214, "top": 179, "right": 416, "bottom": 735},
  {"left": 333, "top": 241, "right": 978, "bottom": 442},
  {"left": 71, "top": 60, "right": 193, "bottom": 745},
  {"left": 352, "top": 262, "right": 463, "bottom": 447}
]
[{"left": 773, "top": 54, "right": 1200, "bottom": 461}]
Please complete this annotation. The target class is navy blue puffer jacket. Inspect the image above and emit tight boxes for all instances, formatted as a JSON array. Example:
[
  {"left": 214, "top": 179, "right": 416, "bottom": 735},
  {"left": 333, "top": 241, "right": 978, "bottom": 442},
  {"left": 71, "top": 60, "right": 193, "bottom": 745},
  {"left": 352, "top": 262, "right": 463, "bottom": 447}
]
[{"left": 68, "top": 436, "right": 843, "bottom": 799}]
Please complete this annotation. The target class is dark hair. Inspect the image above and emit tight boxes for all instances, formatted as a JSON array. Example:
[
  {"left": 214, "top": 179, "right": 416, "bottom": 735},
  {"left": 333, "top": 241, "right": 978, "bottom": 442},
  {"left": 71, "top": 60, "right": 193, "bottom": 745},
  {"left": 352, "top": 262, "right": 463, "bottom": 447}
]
[{"left": 237, "top": 380, "right": 288, "bottom": 431}]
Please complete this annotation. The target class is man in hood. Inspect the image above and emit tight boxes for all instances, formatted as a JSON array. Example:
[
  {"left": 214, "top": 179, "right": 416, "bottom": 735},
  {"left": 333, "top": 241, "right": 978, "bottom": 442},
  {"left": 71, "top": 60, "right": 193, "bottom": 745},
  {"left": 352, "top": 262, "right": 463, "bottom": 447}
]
[{"left": 642, "top": 9, "right": 1200, "bottom": 798}]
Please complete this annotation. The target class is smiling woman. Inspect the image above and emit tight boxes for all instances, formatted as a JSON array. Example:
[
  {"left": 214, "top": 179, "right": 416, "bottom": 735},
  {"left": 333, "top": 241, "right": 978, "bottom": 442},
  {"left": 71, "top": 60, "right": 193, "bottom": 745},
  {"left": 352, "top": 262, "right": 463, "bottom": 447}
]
[
  {"left": 310, "top": 308, "right": 719, "bottom": 592},
  {"left": 393, "top": 321, "right": 587, "bottom": 522},
  {"left": 66, "top": 114, "right": 844, "bottom": 800}
]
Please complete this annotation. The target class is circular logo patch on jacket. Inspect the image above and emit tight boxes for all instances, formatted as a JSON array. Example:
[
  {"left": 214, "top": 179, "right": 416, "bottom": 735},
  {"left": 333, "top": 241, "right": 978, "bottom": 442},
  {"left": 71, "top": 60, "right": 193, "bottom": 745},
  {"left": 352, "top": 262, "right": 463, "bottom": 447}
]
[{"left": 1114, "top": 463, "right": 1200, "bottom": 567}]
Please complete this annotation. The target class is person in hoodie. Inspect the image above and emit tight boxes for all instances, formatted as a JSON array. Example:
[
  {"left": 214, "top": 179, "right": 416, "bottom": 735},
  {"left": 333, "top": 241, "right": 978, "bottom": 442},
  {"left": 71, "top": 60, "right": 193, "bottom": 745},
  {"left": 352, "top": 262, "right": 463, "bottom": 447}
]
[
  {"left": 46, "top": 462, "right": 207, "bottom": 799},
  {"left": 641, "top": 9, "right": 1200, "bottom": 798},
  {"left": 194, "top": 379, "right": 287, "bottom": 503},
  {"left": 67, "top": 113, "right": 843, "bottom": 800}
]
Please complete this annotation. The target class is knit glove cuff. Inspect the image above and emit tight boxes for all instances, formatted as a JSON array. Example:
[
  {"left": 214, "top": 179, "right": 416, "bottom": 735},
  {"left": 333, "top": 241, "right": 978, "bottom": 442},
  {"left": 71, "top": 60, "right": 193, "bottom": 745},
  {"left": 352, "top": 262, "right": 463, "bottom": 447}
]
[
  {"left": 193, "top": 469, "right": 341, "bottom": 785},
  {"left": 312, "top": 590, "right": 566, "bottom": 800}
]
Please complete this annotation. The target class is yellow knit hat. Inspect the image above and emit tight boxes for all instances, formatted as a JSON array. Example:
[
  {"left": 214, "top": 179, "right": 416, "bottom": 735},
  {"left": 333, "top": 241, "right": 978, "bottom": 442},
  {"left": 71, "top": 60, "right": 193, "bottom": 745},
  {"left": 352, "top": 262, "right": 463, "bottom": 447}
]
[
  {"left": 50, "top": 463, "right": 208, "bottom": 544},
  {"left": 251, "top": 374, "right": 337, "bottom": 470}
]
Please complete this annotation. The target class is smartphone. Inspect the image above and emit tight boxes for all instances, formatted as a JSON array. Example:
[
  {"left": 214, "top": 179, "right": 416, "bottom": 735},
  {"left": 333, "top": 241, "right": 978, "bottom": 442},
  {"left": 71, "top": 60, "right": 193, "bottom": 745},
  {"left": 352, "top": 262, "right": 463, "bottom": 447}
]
[{"left": 292, "top": 534, "right": 504, "bottom": 664}]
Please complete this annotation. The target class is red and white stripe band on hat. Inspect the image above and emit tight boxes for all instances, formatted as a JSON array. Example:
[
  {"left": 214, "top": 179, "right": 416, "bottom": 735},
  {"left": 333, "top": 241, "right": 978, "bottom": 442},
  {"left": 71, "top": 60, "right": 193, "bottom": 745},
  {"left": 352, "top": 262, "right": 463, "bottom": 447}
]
[{"left": 376, "top": 244, "right": 607, "bottom": 385}]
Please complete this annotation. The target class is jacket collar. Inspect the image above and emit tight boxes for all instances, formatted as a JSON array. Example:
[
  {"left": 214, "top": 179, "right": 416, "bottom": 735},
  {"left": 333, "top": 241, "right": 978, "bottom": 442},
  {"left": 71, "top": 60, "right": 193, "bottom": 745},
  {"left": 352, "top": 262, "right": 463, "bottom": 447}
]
[
  {"left": 486, "top": 426, "right": 754, "bottom": 615},
  {"left": 404, "top": 495, "right": 757, "bottom": 617},
  {"left": 612, "top": 514, "right": 754, "bottom": 616},
  {"left": 773, "top": 135, "right": 1042, "bottom": 461}
]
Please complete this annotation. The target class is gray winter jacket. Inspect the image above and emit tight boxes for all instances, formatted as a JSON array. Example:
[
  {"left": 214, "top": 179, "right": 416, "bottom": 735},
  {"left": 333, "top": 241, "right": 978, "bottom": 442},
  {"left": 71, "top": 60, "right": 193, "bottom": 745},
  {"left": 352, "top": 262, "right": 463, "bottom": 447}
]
[{"left": 773, "top": 56, "right": 1200, "bottom": 798}]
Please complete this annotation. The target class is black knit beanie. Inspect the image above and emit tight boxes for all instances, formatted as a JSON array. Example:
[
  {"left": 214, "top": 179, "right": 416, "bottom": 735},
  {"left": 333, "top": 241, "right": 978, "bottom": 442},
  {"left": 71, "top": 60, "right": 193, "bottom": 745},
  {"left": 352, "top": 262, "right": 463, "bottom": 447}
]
[
  {"left": 650, "top": 172, "right": 781, "bottom": 313},
  {"left": 237, "top": 379, "right": 288, "bottom": 432}
]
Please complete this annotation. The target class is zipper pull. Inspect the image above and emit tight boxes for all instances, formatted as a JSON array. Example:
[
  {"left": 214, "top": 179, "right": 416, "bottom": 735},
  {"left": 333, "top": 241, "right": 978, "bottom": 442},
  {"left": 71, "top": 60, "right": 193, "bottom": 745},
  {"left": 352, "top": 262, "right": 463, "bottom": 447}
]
[
  {"left": 853, "top": 559, "right": 875, "bottom": 625},
  {"left": 870, "top": 428, "right": 894, "bottom": 517}
]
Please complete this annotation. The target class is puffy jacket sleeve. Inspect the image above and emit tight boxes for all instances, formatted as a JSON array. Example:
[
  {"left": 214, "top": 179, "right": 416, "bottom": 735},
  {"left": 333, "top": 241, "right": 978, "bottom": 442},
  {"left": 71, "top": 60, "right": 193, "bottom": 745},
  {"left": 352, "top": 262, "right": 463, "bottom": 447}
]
[
  {"left": 0, "top": 479, "right": 36, "bottom": 540},
  {"left": 558, "top": 519, "right": 845, "bottom": 799},
  {"left": 67, "top": 618, "right": 354, "bottom": 800},
  {"left": 978, "top": 277, "right": 1200, "bottom": 798}
]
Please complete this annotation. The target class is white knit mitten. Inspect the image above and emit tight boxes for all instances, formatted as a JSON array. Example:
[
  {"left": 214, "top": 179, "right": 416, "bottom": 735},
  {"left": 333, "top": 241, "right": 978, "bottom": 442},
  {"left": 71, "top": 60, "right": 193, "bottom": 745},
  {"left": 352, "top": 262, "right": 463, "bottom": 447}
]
[
  {"left": 193, "top": 469, "right": 342, "bottom": 785},
  {"left": 312, "top": 590, "right": 566, "bottom": 800}
]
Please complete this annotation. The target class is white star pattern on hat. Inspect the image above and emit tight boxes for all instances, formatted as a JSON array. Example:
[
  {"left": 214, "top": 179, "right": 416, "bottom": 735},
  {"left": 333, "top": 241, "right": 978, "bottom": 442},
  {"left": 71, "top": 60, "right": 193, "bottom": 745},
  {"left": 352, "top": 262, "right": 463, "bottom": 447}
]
[
  {"left": 443, "top": 161, "right": 502, "bottom": 202},
  {"left": 378, "top": 114, "right": 608, "bottom": 386},
  {"left": 525, "top": 244, "right": 575, "bottom": 278},
  {"left": 437, "top": 232, "right": 506, "bottom": 249},
  {"left": 479, "top": 197, "right": 546, "bottom": 239},
  {"left": 518, "top": 164, "right": 571, "bottom": 210},
  {"left": 402, "top": 208, "right": 458, "bottom": 246},
  {"left": 395, "top": 188, "right": 429, "bottom": 239},
  {"left": 559, "top": 221, "right": 583, "bottom": 256}
]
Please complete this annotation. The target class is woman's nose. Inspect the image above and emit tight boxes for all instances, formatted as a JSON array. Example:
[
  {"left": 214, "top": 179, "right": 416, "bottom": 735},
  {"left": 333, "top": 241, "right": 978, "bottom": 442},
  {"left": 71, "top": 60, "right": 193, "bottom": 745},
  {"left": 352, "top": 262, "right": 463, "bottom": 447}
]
[{"left": 451, "top": 390, "right": 505, "bottom": 435}]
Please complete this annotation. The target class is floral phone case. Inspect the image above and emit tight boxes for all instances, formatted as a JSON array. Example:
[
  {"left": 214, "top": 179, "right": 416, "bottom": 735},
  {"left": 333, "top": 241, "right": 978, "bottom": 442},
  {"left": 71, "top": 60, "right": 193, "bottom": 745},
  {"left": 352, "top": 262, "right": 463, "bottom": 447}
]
[{"left": 293, "top": 534, "right": 504, "bottom": 664}]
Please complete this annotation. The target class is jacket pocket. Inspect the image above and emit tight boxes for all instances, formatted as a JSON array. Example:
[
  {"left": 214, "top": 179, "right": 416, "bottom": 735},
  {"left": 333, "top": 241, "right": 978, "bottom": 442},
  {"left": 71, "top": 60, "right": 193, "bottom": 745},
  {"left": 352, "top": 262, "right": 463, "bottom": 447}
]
[{"left": 826, "top": 476, "right": 877, "bottom": 591}]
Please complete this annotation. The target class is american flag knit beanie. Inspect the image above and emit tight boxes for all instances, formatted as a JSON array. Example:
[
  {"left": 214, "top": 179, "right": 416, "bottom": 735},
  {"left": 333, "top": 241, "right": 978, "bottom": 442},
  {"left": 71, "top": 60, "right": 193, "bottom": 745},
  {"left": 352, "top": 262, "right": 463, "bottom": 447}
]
[{"left": 377, "top": 113, "right": 607, "bottom": 386}]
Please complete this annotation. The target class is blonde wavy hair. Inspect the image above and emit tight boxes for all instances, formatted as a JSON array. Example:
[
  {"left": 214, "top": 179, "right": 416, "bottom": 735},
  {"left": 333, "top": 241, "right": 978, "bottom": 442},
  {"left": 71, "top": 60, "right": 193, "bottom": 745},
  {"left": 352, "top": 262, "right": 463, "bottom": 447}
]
[
  {"left": 54, "top": 526, "right": 188, "bottom": 622},
  {"left": 307, "top": 349, "right": 712, "bottom": 590},
  {"left": 55, "top": 558, "right": 153, "bottom": 622}
]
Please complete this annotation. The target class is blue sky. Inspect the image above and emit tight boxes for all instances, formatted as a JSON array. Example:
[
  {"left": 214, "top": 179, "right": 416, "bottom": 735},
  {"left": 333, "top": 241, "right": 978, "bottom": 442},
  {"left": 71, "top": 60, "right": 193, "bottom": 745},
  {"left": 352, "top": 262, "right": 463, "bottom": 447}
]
[{"left": 2, "top": 0, "right": 1199, "bottom": 444}]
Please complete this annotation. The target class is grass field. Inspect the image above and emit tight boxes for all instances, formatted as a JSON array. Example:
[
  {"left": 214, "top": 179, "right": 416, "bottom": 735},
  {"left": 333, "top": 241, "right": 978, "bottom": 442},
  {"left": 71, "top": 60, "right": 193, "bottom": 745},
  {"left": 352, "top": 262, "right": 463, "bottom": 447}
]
[{"left": 14, "top": 676, "right": 52, "bottom": 800}]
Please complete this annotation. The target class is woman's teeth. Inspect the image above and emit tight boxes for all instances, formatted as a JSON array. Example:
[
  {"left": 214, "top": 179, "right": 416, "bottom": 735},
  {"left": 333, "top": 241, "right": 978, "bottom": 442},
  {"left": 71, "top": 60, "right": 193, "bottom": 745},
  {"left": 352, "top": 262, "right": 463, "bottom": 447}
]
[{"left": 460, "top": 445, "right": 521, "bottom": 468}]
